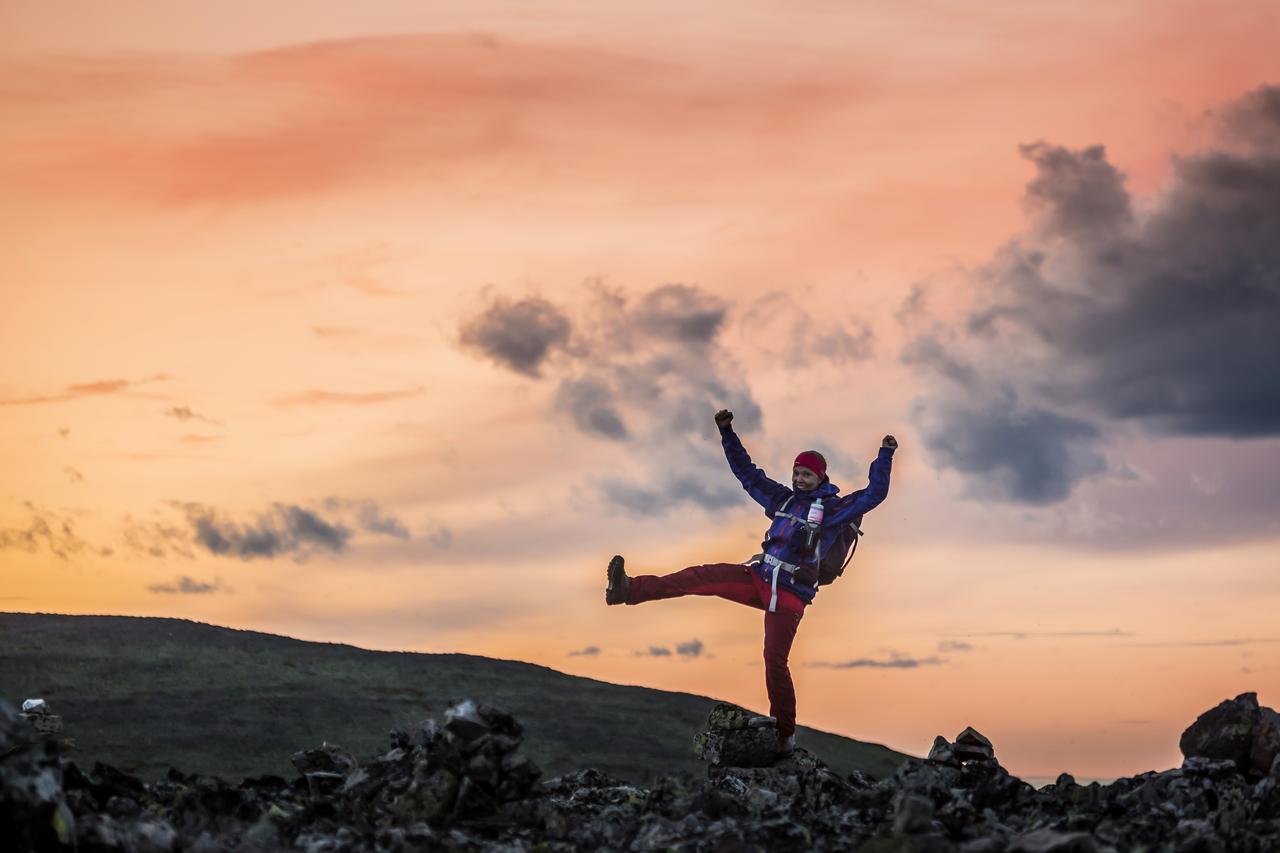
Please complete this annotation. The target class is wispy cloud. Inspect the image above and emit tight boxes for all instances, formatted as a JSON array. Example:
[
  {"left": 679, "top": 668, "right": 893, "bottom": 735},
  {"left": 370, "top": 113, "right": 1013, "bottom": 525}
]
[
  {"left": 568, "top": 645, "right": 601, "bottom": 657},
  {"left": 0, "top": 503, "right": 89, "bottom": 561},
  {"left": 273, "top": 387, "right": 425, "bottom": 407},
  {"left": 0, "top": 374, "right": 171, "bottom": 407},
  {"left": 808, "top": 651, "right": 947, "bottom": 669},
  {"left": 1120, "top": 637, "right": 1280, "bottom": 648},
  {"left": 959, "top": 629, "right": 1133, "bottom": 640},
  {"left": 634, "top": 646, "right": 673, "bottom": 657},
  {"left": 63, "top": 467, "right": 84, "bottom": 484},
  {"left": 938, "top": 639, "right": 973, "bottom": 652}
]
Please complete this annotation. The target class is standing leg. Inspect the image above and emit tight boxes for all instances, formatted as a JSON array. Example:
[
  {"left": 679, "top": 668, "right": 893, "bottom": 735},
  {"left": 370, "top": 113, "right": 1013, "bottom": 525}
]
[
  {"left": 626, "top": 562, "right": 760, "bottom": 608},
  {"left": 762, "top": 593, "right": 806, "bottom": 739}
]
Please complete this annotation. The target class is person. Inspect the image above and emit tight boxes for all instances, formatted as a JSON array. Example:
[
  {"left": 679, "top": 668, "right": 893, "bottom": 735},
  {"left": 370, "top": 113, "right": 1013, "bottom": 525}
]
[{"left": 605, "top": 408, "right": 897, "bottom": 756}]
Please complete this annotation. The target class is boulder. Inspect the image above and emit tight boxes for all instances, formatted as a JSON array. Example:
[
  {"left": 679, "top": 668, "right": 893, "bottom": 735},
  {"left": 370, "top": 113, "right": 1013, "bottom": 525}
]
[
  {"left": 1179, "top": 692, "right": 1259, "bottom": 766},
  {"left": 694, "top": 702, "right": 784, "bottom": 768},
  {"left": 1249, "top": 706, "right": 1280, "bottom": 776}
]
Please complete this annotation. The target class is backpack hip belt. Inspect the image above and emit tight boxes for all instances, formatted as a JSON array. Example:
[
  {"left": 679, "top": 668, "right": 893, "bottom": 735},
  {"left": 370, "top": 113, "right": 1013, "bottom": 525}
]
[{"left": 744, "top": 552, "right": 802, "bottom": 613}]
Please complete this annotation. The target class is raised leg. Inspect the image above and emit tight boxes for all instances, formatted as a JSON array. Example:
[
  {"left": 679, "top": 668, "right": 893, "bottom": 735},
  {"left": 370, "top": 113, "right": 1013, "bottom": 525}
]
[{"left": 627, "top": 562, "right": 760, "bottom": 608}]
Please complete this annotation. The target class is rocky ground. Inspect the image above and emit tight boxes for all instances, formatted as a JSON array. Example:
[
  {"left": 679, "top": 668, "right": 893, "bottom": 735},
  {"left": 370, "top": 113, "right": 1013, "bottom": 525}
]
[{"left": 4, "top": 692, "right": 1280, "bottom": 851}]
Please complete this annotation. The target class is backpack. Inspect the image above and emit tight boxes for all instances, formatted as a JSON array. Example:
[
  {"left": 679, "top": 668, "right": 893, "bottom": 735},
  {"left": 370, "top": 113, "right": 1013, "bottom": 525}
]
[
  {"left": 775, "top": 496, "right": 864, "bottom": 586},
  {"left": 818, "top": 520, "right": 862, "bottom": 586}
]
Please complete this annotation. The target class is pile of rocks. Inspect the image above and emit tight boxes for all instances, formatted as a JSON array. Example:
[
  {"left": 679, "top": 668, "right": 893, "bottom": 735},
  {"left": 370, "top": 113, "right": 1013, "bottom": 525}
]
[
  {"left": 3, "top": 691, "right": 1280, "bottom": 851},
  {"left": 928, "top": 726, "right": 997, "bottom": 767}
]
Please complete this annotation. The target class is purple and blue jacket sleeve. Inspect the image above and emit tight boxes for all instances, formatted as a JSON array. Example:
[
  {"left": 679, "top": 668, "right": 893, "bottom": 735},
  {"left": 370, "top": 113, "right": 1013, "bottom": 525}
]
[
  {"left": 826, "top": 446, "right": 894, "bottom": 527},
  {"left": 720, "top": 425, "right": 792, "bottom": 516}
]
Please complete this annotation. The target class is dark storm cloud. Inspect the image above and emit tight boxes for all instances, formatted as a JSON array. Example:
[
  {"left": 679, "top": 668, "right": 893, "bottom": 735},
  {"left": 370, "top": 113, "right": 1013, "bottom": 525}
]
[
  {"left": 147, "top": 575, "right": 224, "bottom": 595},
  {"left": 0, "top": 503, "right": 89, "bottom": 561},
  {"left": 910, "top": 393, "right": 1108, "bottom": 505},
  {"left": 904, "top": 85, "right": 1280, "bottom": 504},
  {"left": 458, "top": 296, "right": 572, "bottom": 377}
]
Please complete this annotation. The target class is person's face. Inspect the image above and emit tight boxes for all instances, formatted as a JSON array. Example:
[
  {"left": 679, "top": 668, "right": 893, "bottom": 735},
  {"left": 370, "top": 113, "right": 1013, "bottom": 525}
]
[{"left": 792, "top": 465, "right": 822, "bottom": 492}]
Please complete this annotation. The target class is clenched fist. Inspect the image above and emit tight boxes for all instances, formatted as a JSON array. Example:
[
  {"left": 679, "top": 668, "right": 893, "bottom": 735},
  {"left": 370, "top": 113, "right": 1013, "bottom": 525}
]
[
  {"left": 715, "top": 409, "right": 734, "bottom": 429},
  {"left": 882, "top": 434, "right": 898, "bottom": 449}
]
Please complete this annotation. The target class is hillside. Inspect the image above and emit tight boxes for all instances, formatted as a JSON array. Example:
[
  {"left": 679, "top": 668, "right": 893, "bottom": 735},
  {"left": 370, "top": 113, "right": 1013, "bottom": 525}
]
[{"left": 0, "top": 612, "right": 911, "bottom": 783}]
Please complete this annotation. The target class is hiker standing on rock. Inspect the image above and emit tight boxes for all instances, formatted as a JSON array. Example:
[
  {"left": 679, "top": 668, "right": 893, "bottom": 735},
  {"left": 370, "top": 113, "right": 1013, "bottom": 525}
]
[{"left": 605, "top": 408, "right": 896, "bottom": 756}]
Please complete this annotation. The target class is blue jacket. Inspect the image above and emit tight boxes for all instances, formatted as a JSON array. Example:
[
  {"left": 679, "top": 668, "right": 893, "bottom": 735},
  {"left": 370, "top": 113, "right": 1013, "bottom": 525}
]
[{"left": 719, "top": 424, "right": 894, "bottom": 604}]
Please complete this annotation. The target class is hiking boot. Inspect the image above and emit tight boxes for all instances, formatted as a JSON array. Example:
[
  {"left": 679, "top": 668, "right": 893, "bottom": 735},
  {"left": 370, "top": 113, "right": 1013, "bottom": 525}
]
[
  {"left": 777, "top": 733, "right": 796, "bottom": 757},
  {"left": 747, "top": 715, "right": 777, "bottom": 729},
  {"left": 605, "top": 555, "right": 630, "bottom": 605}
]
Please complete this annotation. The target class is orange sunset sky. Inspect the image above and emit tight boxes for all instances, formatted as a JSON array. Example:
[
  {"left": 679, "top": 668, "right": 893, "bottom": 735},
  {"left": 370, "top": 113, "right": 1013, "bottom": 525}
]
[{"left": 3, "top": 1, "right": 1279, "bottom": 782}]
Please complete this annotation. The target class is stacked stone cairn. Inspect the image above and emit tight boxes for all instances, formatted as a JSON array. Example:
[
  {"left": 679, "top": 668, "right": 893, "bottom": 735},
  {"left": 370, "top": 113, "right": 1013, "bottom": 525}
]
[{"left": 4, "top": 692, "right": 1280, "bottom": 850}]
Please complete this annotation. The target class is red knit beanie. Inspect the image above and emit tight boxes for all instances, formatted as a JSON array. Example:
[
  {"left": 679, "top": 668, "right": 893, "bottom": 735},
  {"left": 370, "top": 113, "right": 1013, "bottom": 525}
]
[{"left": 793, "top": 450, "right": 827, "bottom": 480}]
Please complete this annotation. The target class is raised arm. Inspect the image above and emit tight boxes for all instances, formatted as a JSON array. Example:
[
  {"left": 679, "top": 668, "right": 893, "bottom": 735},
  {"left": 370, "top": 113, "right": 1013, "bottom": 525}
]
[
  {"left": 827, "top": 435, "right": 897, "bottom": 526},
  {"left": 716, "top": 409, "right": 791, "bottom": 514}
]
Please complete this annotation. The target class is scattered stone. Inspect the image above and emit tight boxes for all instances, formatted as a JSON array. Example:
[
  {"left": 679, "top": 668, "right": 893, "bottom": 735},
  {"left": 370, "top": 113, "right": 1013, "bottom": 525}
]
[{"left": 4, "top": 693, "right": 1280, "bottom": 851}]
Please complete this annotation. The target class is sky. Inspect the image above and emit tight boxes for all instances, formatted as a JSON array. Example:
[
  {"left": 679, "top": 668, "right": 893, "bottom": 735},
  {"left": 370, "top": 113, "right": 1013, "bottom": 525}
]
[{"left": 2, "top": 0, "right": 1278, "bottom": 782}]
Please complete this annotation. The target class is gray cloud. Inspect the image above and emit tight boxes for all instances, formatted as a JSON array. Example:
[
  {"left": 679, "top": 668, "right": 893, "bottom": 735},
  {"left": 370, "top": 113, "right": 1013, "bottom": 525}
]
[
  {"left": 168, "top": 501, "right": 351, "bottom": 561},
  {"left": 554, "top": 376, "right": 629, "bottom": 440},
  {"left": 597, "top": 472, "right": 741, "bottom": 517},
  {"left": 458, "top": 295, "right": 572, "bottom": 377},
  {"left": 568, "top": 645, "right": 601, "bottom": 657},
  {"left": 635, "top": 646, "right": 673, "bottom": 657},
  {"left": 0, "top": 503, "right": 89, "bottom": 561},
  {"left": 458, "top": 281, "right": 765, "bottom": 515},
  {"left": 147, "top": 575, "right": 224, "bottom": 595},
  {"left": 631, "top": 284, "right": 725, "bottom": 344},
  {"left": 904, "top": 84, "right": 1280, "bottom": 505},
  {"left": 676, "top": 638, "right": 705, "bottom": 658}
]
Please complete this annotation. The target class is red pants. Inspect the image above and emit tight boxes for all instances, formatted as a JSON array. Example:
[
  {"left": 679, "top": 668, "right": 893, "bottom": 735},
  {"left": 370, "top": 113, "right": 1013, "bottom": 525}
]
[{"left": 627, "top": 562, "right": 806, "bottom": 738}]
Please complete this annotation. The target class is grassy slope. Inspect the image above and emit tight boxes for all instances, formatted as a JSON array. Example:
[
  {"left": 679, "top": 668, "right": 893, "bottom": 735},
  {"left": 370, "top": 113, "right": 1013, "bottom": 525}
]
[{"left": 1, "top": 612, "right": 912, "bottom": 784}]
